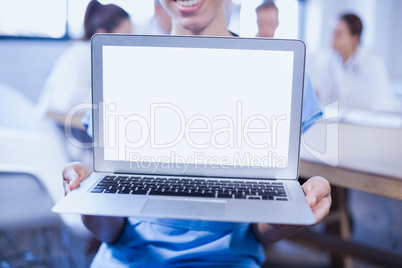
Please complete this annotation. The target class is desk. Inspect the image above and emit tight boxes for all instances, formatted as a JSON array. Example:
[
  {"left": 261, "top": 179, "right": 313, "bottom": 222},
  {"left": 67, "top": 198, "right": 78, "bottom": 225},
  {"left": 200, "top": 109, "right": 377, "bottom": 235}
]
[
  {"left": 294, "top": 121, "right": 402, "bottom": 267},
  {"left": 299, "top": 121, "right": 402, "bottom": 200}
]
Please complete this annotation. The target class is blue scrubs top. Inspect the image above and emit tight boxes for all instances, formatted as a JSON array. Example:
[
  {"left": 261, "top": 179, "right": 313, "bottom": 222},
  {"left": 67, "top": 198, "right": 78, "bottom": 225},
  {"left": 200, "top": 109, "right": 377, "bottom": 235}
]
[{"left": 83, "top": 76, "right": 322, "bottom": 267}]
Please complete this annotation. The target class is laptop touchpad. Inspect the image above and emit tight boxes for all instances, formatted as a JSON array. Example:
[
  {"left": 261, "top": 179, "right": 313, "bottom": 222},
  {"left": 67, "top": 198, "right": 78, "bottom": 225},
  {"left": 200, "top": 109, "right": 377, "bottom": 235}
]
[{"left": 141, "top": 198, "right": 226, "bottom": 218}]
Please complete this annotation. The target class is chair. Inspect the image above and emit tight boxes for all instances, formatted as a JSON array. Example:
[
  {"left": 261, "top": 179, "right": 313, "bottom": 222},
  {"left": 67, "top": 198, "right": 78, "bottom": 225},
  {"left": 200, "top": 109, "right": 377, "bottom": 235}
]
[
  {"left": 0, "top": 84, "right": 95, "bottom": 266},
  {"left": 0, "top": 171, "right": 75, "bottom": 267}
]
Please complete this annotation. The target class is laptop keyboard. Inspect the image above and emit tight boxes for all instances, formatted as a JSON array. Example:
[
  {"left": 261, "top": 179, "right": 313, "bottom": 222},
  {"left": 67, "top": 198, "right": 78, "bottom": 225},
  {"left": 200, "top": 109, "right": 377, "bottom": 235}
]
[{"left": 91, "top": 176, "right": 288, "bottom": 201}]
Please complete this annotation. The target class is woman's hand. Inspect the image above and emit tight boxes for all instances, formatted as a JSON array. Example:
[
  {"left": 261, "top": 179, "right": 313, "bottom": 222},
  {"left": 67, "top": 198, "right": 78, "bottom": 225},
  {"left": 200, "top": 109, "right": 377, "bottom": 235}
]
[
  {"left": 62, "top": 162, "right": 93, "bottom": 195},
  {"left": 61, "top": 161, "right": 126, "bottom": 244},
  {"left": 253, "top": 176, "right": 331, "bottom": 245},
  {"left": 301, "top": 176, "right": 332, "bottom": 223}
]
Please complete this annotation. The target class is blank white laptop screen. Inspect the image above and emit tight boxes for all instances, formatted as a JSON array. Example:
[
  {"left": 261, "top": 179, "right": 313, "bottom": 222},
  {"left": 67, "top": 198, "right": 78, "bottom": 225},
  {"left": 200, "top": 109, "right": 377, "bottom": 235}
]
[{"left": 102, "top": 46, "right": 294, "bottom": 169}]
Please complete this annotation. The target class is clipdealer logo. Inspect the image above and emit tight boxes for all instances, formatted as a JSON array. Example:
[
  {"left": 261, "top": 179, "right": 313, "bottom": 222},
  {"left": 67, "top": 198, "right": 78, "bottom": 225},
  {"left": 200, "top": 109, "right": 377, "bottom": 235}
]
[
  {"left": 63, "top": 101, "right": 290, "bottom": 171},
  {"left": 103, "top": 101, "right": 287, "bottom": 150},
  {"left": 300, "top": 101, "right": 339, "bottom": 167}
]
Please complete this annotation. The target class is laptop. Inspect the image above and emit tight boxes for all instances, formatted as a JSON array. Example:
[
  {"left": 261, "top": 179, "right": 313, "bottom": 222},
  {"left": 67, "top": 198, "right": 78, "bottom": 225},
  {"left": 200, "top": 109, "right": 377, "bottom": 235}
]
[{"left": 53, "top": 34, "right": 315, "bottom": 225}]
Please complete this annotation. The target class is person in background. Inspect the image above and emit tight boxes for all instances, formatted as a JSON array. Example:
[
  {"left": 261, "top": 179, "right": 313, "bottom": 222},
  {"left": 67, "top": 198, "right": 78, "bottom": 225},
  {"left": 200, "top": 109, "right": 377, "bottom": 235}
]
[
  {"left": 63, "top": 0, "right": 331, "bottom": 266},
  {"left": 36, "top": 0, "right": 132, "bottom": 163},
  {"left": 256, "top": 1, "right": 279, "bottom": 38},
  {"left": 224, "top": 0, "right": 241, "bottom": 35},
  {"left": 315, "top": 13, "right": 397, "bottom": 111},
  {"left": 37, "top": 0, "right": 132, "bottom": 130},
  {"left": 135, "top": 0, "right": 172, "bottom": 35}
]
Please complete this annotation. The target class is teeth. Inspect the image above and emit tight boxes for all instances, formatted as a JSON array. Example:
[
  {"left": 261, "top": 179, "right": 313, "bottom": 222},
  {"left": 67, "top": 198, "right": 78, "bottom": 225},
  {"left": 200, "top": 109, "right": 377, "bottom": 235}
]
[{"left": 177, "top": 0, "right": 202, "bottom": 7}]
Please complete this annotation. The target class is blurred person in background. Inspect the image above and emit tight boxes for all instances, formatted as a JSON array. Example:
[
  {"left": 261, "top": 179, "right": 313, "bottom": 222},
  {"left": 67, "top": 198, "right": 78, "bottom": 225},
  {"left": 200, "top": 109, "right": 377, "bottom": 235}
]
[
  {"left": 135, "top": 0, "right": 172, "bottom": 35},
  {"left": 315, "top": 13, "right": 398, "bottom": 111},
  {"left": 62, "top": 0, "right": 331, "bottom": 267},
  {"left": 256, "top": 1, "right": 279, "bottom": 38},
  {"left": 224, "top": 0, "right": 241, "bottom": 36},
  {"left": 37, "top": 0, "right": 132, "bottom": 129},
  {"left": 36, "top": 0, "right": 132, "bottom": 164}
]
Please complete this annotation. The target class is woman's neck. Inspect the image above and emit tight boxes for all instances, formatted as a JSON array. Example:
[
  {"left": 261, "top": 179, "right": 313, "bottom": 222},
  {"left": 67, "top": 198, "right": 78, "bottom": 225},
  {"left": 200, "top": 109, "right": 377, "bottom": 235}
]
[
  {"left": 341, "top": 46, "right": 357, "bottom": 63},
  {"left": 171, "top": 9, "right": 232, "bottom": 37}
]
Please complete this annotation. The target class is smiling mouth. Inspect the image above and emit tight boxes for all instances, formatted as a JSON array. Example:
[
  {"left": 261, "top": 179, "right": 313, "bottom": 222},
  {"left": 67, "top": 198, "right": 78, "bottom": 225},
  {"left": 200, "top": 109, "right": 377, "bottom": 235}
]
[{"left": 175, "top": 0, "right": 203, "bottom": 7}]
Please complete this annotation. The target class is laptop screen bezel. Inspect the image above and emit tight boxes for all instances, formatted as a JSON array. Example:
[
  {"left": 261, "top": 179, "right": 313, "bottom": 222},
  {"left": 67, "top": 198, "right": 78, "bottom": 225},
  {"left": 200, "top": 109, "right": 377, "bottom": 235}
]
[{"left": 91, "top": 34, "right": 305, "bottom": 180}]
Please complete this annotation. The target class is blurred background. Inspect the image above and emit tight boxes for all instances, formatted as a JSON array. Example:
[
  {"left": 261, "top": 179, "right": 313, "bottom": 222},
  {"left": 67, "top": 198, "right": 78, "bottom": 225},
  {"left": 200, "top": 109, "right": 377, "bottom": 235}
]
[{"left": 0, "top": 0, "right": 401, "bottom": 267}]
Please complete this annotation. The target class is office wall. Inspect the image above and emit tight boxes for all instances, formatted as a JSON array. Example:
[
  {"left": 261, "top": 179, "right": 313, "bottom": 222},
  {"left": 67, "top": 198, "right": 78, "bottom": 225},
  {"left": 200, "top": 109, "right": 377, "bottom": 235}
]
[
  {"left": 0, "top": 40, "right": 69, "bottom": 103},
  {"left": 372, "top": 0, "right": 402, "bottom": 80}
]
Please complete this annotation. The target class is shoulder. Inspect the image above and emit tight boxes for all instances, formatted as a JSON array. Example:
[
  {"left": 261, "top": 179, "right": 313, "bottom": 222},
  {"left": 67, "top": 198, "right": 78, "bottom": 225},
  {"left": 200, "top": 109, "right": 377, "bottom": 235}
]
[
  {"left": 56, "top": 41, "right": 90, "bottom": 63},
  {"left": 356, "top": 47, "right": 385, "bottom": 67},
  {"left": 49, "top": 41, "right": 90, "bottom": 77},
  {"left": 63, "top": 41, "right": 90, "bottom": 59}
]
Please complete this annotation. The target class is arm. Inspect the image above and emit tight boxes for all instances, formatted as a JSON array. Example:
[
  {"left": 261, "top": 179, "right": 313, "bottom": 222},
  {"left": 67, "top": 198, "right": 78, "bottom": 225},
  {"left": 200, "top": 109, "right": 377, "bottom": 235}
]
[
  {"left": 81, "top": 215, "right": 126, "bottom": 244},
  {"left": 47, "top": 111, "right": 86, "bottom": 130},
  {"left": 252, "top": 176, "right": 331, "bottom": 246},
  {"left": 63, "top": 162, "right": 126, "bottom": 244}
]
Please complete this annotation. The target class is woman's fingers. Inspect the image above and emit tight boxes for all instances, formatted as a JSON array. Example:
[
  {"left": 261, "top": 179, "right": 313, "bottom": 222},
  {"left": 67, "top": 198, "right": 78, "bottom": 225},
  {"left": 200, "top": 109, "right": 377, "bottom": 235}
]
[
  {"left": 302, "top": 176, "right": 332, "bottom": 223},
  {"left": 311, "top": 196, "right": 332, "bottom": 223},
  {"left": 63, "top": 179, "right": 71, "bottom": 196},
  {"left": 62, "top": 162, "right": 93, "bottom": 194}
]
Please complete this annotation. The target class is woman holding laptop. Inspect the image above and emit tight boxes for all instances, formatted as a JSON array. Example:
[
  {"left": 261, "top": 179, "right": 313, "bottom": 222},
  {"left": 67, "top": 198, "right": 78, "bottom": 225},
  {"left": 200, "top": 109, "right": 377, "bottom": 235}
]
[{"left": 63, "top": 0, "right": 331, "bottom": 266}]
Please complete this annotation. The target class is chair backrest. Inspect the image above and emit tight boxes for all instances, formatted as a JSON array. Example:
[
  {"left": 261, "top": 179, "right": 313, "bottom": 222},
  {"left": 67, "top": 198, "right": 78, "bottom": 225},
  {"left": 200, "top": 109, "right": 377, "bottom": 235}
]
[
  {"left": 0, "top": 172, "right": 60, "bottom": 229},
  {"left": 0, "top": 128, "right": 69, "bottom": 203}
]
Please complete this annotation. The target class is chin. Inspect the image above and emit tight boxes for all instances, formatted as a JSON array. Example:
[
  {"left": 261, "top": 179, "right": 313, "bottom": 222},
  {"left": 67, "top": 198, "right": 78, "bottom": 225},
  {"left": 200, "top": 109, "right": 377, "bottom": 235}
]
[{"left": 178, "top": 17, "right": 206, "bottom": 33}]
